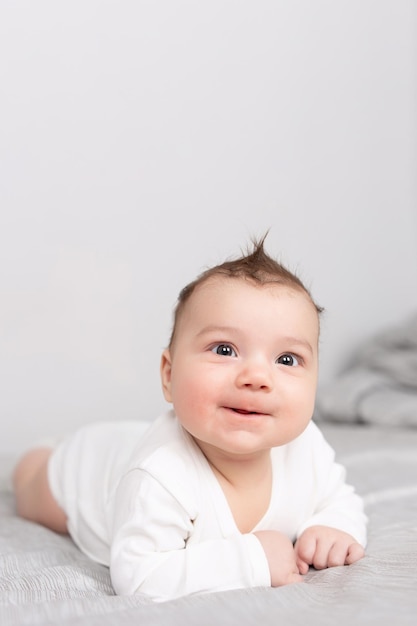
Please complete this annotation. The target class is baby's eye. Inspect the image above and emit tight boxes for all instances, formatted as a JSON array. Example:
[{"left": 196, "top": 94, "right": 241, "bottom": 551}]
[
  {"left": 276, "top": 354, "right": 299, "bottom": 367},
  {"left": 211, "top": 343, "right": 237, "bottom": 357}
]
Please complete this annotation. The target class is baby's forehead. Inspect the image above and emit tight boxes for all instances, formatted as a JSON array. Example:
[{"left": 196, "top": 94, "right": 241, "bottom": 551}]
[{"left": 183, "top": 276, "right": 319, "bottom": 322}]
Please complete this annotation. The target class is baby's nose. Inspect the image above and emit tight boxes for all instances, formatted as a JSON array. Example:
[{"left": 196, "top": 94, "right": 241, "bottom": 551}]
[{"left": 235, "top": 359, "right": 273, "bottom": 391}]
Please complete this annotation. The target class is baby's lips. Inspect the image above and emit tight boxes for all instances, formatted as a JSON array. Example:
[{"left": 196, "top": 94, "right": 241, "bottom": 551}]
[{"left": 227, "top": 406, "right": 267, "bottom": 416}]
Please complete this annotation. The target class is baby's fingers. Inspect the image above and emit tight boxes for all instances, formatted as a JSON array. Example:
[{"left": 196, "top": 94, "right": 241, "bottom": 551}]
[
  {"left": 327, "top": 541, "right": 351, "bottom": 568},
  {"left": 294, "top": 535, "right": 317, "bottom": 574},
  {"left": 328, "top": 540, "right": 364, "bottom": 567},
  {"left": 295, "top": 559, "right": 310, "bottom": 575},
  {"left": 317, "top": 540, "right": 365, "bottom": 569},
  {"left": 295, "top": 534, "right": 333, "bottom": 570},
  {"left": 345, "top": 542, "right": 365, "bottom": 565}
]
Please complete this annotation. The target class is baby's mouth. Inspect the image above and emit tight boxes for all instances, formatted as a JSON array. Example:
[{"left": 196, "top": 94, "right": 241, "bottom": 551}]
[{"left": 228, "top": 407, "right": 261, "bottom": 416}]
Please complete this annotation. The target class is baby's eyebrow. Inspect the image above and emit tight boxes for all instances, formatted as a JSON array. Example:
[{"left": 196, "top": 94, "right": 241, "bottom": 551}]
[
  {"left": 196, "top": 327, "right": 314, "bottom": 354},
  {"left": 279, "top": 336, "right": 314, "bottom": 355},
  {"left": 196, "top": 325, "right": 236, "bottom": 338}
]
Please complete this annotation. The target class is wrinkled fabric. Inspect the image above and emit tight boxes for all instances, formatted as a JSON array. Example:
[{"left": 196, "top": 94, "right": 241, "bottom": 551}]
[{"left": 316, "top": 313, "right": 417, "bottom": 426}]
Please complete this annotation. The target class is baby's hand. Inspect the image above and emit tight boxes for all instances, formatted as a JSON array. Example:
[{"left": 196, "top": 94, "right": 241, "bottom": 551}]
[
  {"left": 254, "top": 530, "right": 303, "bottom": 587},
  {"left": 294, "top": 525, "right": 365, "bottom": 575}
]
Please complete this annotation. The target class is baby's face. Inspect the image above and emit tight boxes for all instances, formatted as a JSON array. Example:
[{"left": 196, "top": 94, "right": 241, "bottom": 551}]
[{"left": 161, "top": 277, "right": 319, "bottom": 460}]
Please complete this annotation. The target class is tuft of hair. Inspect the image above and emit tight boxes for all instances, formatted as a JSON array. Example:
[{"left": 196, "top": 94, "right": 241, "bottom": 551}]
[{"left": 168, "top": 233, "right": 323, "bottom": 348}]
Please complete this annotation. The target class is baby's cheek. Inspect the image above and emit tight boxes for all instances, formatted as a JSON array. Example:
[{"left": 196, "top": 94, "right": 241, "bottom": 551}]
[
  {"left": 171, "top": 372, "right": 211, "bottom": 415},
  {"left": 294, "top": 385, "right": 316, "bottom": 419}
]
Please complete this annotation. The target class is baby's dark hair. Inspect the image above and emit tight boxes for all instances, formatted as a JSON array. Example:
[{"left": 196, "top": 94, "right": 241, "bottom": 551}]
[{"left": 168, "top": 234, "right": 323, "bottom": 348}]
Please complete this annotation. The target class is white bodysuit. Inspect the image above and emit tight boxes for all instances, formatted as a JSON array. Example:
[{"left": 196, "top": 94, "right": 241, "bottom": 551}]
[{"left": 48, "top": 411, "right": 367, "bottom": 602}]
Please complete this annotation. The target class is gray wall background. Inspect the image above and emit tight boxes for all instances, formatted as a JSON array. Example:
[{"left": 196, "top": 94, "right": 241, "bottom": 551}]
[{"left": 1, "top": 1, "right": 416, "bottom": 452}]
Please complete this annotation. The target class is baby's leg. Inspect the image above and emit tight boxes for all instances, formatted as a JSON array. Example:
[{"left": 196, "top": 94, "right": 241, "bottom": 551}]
[{"left": 12, "top": 448, "right": 68, "bottom": 534}]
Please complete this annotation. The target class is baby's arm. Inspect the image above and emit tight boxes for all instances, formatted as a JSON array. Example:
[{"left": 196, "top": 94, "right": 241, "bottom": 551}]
[
  {"left": 294, "top": 423, "right": 368, "bottom": 563},
  {"left": 294, "top": 525, "right": 365, "bottom": 574},
  {"left": 110, "top": 470, "right": 272, "bottom": 600}
]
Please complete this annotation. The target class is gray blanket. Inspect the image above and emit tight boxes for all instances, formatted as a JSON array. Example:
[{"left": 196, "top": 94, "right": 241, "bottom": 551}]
[
  {"left": 1, "top": 423, "right": 417, "bottom": 626},
  {"left": 316, "top": 313, "right": 417, "bottom": 426}
]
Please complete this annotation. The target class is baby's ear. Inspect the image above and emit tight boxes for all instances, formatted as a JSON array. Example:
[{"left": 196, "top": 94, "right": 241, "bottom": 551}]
[{"left": 160, "top": 349, "right": 173, "bottom": 402}]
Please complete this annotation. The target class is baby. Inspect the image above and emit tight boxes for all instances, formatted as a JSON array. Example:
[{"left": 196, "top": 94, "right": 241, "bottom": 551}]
[{"left": 13, "top": 236, "right": 367, "bottom": 601}]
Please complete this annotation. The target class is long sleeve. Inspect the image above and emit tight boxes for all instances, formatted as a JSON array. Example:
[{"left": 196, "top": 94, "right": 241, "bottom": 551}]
[{"left": 109, "top": 469, "right": 270, "bottom": 601}]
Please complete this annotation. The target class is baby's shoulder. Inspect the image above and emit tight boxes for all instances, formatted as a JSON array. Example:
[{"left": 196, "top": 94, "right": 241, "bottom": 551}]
[{"left": 126, "top": 411, "right": 203, "bottom": 491}]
